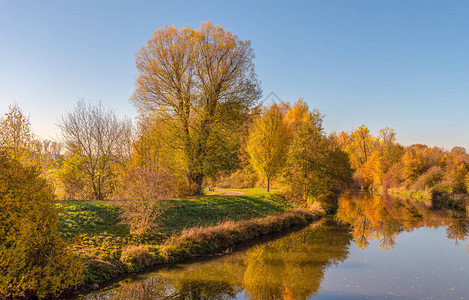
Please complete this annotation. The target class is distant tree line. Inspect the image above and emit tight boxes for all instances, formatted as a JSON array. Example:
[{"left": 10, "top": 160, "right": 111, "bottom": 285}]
[{"left": 337, "top": 125, "right": 469, "bottom": 197}]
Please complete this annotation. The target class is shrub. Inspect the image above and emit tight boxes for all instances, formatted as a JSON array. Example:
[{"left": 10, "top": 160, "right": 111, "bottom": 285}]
[
  {"left": 435, "top": 165, "right": 468, "bottom": 194},
  {"left": 0, "top": 153, "right": 85, "bottom": 299},
  {"left": 382, "top": 163, "right": 404, "bottom": 190},
  {"left": 213, "top": 166, "right": 260, "bottom": 189},
  {"left": 411, "top": 166, "right": 444, "bottom": 191},
  {"left": 160, "top": 208, "right": 319, "bottom": 262},
  {"left": 120, "top": 245, "right": 157, "bottom": 272},
  {"left": 113, "top": 167, "right": 174, "bottom": 235}
]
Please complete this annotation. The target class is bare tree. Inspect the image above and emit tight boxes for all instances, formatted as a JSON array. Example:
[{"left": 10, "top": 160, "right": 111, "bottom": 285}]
[
  {"left": 113, "top": 167, "right": 174, "bottom": 235},
  {"left": 32, "top": 139, "right": 63, "bottom": 166},
  {"left": 59, "top": 101, "right": 133, "bottom": 200}
]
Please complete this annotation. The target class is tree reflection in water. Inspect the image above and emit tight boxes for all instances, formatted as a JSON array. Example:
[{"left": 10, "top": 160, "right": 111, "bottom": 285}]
[
  {"left": 85, "top": 220, "right": 352, "bottom": 300},
  {"left": 335, "top": 191, "right": 469, "bottom": 250},
  {"left": 84, "top": 192, "right": 468, "bottom": 300}
]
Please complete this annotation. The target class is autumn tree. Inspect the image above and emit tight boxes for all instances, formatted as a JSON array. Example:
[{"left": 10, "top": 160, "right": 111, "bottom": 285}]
[
  {"left": 0, "top": 152, "right": 84, "bottom": 298},
  {"left": 282, "top": 99, "right": 352, "bottom": 206},
  {"left": 113, "top": 113, "right": 188, "bottom": 235},
  {"left": 59, "top": 101, "right": 133, "bottom": 200},
  {"left": 359, "top": 127, "right": 403, "bottom": 189},
  {"left": 50, "top": 147, "right": 89, "bottom": 200},
  {"left": 210, "top": 106, "right": 262, "bottom": 189},
  {"left": 0, "top": 104, "right": 35, "bottom": 162},
  {"left": 282, "top": 100, "right": 325, "bottom": 199},
  {"left": 132, "top": 113, "right": 170, "bottom": 171},
  {"left": 247, "top": 103, "right": 289, "bottom": 192},
  {"left": 340, "top": 125, "right": 376, "bottom": 171},
  {"left": 131, "top": 22, "right": 261, "bottom": 195}
]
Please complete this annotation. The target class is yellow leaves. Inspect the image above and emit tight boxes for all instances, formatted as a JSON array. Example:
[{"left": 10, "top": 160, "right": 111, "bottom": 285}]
[
  {"left": 338, "top": 125, "right": 404, "bottom": 189},
  {"left": 0, "top": 154, "right": 85, "bottom": 298},
  {"left": 247, "top": 99, "right": 351, "bottom": 200},
  {"left": 0, "top": 104, "right": 35, "bottom": 163},
  {"left": 378, "top": 127, "right": 396, "bottom": 144},
  {"left": 132, "top": 22, "right": 260, "bottom": 193},
  {"left": 283, "top": 98, "right": 311, "bottom": 129},
  {"left": 343, "top": 125, "right": 469, "bottom": 193},
  {"left": 360, "top": 150, "right": 385, "bottom": 188},
  {"left": 247, "top": 103, "right": 289, "bottom": 188},
  {"left": 338, "top": 125, "right": 380, "bottom": 171}
]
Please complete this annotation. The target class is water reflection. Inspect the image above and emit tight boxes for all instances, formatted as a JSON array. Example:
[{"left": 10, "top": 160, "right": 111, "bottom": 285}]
[
  {"left": 336, "top": 191, "right": 469, "bottom": 250},
  {"left": 84, "top": 192, "right": 468, "bottom": 300},
  {"left": 85, "top": 220, "right": 352, "bottom": 300}
]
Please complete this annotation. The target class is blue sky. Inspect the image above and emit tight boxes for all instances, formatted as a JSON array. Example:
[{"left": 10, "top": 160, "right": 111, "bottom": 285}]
[{"left": 1, "top": 0, "right": 468, "bottom": 149}]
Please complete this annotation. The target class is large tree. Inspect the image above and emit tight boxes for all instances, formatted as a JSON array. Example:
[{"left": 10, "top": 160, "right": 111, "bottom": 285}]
[{"left": 131, "top": 22, "right": 261, "bottom": 195}]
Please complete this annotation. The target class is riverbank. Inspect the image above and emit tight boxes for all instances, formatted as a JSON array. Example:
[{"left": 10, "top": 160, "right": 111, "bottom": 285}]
[
  {"left": 387, "top": 188, "right": 468, "bottom": 211},
  {"left": 387, "top": 188, "right": 433, "bottom": 203},
  {"left": 58, "top": 189, "right": 323, "bottom": 294}
]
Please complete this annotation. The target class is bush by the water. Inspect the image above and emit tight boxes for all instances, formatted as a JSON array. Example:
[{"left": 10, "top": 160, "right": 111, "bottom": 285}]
[
  {"left": 161, "top": 208, "right": 320, "bottom": 262},
  {"left": 0, "top": 153, "right": 85, "bottom": 299}
]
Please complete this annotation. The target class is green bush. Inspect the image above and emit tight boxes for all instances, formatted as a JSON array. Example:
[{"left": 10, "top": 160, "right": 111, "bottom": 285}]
[
  {"left": 120, "top": 245, "right": 159, "bottom": 272},
  {"left": 0, "top": 153, "right": 85, "bottom": 298}
]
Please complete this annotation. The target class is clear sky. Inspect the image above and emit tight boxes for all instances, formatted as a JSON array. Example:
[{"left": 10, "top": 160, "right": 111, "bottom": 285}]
[{"left": 1, "top": 0, "right": 468, "bottom": 149}]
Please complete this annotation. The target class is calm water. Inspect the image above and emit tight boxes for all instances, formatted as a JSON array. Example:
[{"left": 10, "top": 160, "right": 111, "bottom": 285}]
[{"left": 83, "top": 192, "right": 469, "bottom": 299}]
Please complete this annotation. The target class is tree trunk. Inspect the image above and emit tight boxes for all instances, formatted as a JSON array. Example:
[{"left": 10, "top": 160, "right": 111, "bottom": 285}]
[
  {"left": 188, "top": 171, "right": 204, "bottom": 196},
  {"left": 195, "top": 174, "right": 203, "bottom": 195},
  {"left": 266, "top": 178, "right": 270, "bottom": 192}
]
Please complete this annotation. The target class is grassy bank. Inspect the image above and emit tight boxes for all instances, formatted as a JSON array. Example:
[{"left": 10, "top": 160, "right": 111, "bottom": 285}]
[
  {"left": 387, "top": 188, "right": 468, "bottom": 211},
  {"left": 387, "top": 188, "right": 432, "bottom": 204},
  {"left": 58, "top": 190, "right": 291, "bottom": 238},
  {"left": 57, "top": 190, "right": 319, "bottom": 286}
]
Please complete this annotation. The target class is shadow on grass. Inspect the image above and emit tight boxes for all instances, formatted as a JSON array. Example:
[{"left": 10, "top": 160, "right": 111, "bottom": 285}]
[
  {"left": 57, "top": 193, "right": 291, "bottom": 238},
  {"left": 57, "top": 202, "right": 130, "bottom": 240},
  {"left": 160, "top": 194, "right": 291, "bottom": 233}
]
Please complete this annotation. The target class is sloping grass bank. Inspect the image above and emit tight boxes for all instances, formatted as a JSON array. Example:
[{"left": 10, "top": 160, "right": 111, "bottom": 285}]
[
  {"left": 387, "top": 188, "right": 468, "bottom": 211},
  {"left": 111, "top": 208, "right": 320, "bottom": 282},
  {"left": 57, "top": 191, "right": 320, "bottom": 287},
  {"left": 387, "top": 188, "right": 432, "bottom": 204},
  {"left": 161, "top": 191, "right": 291, "bottom": 233},
  {"left": 160, "top": 208, "right": 319, "bottom": 262}
]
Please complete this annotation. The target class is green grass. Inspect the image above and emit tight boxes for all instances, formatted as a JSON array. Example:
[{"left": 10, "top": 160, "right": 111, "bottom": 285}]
[
  {"left": 57, "top": 202, "right": 129, "bottom": 240},
  {"left": 160, "top": 193, "right": 291, "bottom": 233},
  {"left": 57, "top": 191, "right": 291, "bottom": 238},
  {"left": 55, "top": 190, "right": 294, "bottom": 283}
]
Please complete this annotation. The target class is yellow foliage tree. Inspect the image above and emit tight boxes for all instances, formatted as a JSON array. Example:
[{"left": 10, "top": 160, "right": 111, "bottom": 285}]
[
  {"left": 131, "top": 113, "right": 186, "bottom": 187},
  {"left": 359, "top": 128, "right": 403, "bottom": 189},
  {"left": 0, "top": 152, "right": 84, "bottom": 298},
  {"left": 131, "top": 22, "right": 261, "bottom": 195},
  {"left": 340, "top": 125, "right": 376, "bottom": 170},
  {"left": 0, "top": 104, "right": 35, "bottom": 163},
  {"left": 247, "top": 104, "right": 289, "bottom": 192},
  {"left": 282, "top": 99, "right": 352, "bottom": 206}
]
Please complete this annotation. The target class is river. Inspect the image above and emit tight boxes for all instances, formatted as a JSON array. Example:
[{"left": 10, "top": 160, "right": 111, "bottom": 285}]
[{"left": 81, "top": 192, "right": 469, "bottom": 299}]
